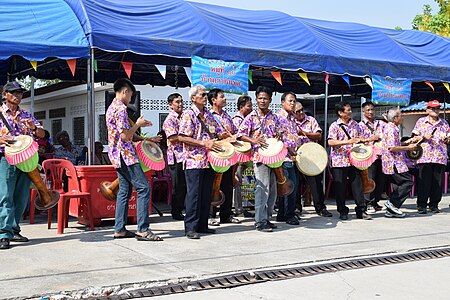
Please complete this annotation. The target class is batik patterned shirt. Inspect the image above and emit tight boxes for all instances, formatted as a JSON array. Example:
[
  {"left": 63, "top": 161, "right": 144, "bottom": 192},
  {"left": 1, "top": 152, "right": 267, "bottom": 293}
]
[
  {"left": 327, "top": 118, "right": 362, "bottom": 168},
  {"left": 106, "top": 98, "right": 138, "bottom": 168},
  {"left": 211, "top": 109, "right": 238, "bottom": 135},
  {"left": 381, "top": 122, "right": 409, "bottom": 175},
  {"left": 359, "top": 118, "right": 386, "bottom": 160},
  {"left": 296, "top": 115, "right": 322, "bottom": 146},
  {"left": 276, "top": 109, "right": 299, "bottom": 162},
  {"left": 232, "top": 112, "right": 246, "bottom": 129},
  {"left": 412, "top": 116, "right": 450, "bottom": 165},
  {"left": 162, "top": 109, "right": 185, "bottom": 165},
  {"left": 54, "top": 144, "right": 86, "bottom": 165},
  {"left": 179, "top": 105, "right": 223, "bottom": 169},
  {"left": 0, "top": 103, "right": 43, "bottom": 154}
]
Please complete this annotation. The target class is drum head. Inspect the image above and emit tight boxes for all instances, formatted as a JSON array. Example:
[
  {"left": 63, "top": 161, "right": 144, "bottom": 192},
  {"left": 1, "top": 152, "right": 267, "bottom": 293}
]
[
  {"left": 406, "top": 145, "right": 423, "bottom": 160},
  {"left": 140, "top": 140, "right": 163, "bottom": 162},
  {"left": 350, "top": 144, "right": 373, "bottom": 161},
  {"left": 233, "top": 140, "right": 251, "bottom": 154},
  {"left": 5, "top": 135, "right": 33, "bottom": 156},
  {"left": 209, "top": 140, "right": 235, "bottom": 159},
  {"left": 258, "top": 138, "right": 283, "bottom": 157},
  {"left": 295, "top": 142, "right": 328, "bottom": 176}
]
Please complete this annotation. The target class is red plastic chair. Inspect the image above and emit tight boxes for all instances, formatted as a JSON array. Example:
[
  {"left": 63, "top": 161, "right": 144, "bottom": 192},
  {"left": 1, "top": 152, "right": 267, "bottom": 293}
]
[
  {"left": 42, "top": 159, "right": 94, "bottom": 234},
  {"left": 151, "top": 160, "right": 172, "bottom": 205}
]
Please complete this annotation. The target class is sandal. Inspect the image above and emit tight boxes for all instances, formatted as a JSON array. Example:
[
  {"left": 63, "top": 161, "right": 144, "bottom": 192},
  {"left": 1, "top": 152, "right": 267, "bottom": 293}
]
[
  {"left": 208, "top": 218, "right": 220, "bottom": 226},
  {"left": 135, "top": 230, "right": 163, "bottom": 242},
  {"left": 113, "top": 230, "right": 136, "bottom": 239}
]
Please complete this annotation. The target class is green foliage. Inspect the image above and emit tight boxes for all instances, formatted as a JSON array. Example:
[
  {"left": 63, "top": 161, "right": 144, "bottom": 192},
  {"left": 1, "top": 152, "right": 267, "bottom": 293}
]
[
  {"left": 412, "top": 0, "right": 450, "bottom": 37},
  {"left": 17, "top": 76, "right": 61, "bottom": 91}
]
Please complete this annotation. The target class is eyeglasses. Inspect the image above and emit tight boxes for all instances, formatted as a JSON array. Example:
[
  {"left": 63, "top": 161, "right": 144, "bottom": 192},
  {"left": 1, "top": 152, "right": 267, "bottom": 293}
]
[
  {"left": 295, "top": 109, "right": 304, "bottom": 114},
  {"left": 428, "top": 107, "right": 440, "bottom": 111},
  {"left": 199, "top": 92, "right": 207, "bottom": 97}
]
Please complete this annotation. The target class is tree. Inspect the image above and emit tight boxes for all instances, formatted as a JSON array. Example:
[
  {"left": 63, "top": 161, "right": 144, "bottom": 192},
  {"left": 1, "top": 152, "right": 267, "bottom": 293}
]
[
  {"left": 17, "top": 76, "right": 61, "bottom": 91},
  {"left": 412, "top": 0, "right": 450, "bottom": 37}
]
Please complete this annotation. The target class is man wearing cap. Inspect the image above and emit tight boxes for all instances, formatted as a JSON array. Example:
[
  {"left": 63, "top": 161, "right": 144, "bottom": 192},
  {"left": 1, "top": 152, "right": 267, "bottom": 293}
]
[
  {"left": 411, "top": 100, "right": 450, "bottom": 214},
  {"left": 0, "top": 82, "right": 45, "bottom": 250}
]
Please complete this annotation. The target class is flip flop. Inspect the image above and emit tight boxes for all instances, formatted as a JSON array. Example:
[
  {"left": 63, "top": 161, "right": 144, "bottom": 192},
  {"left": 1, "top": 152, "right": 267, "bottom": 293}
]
[
  {"left": 113, "top": 230, "right": 136, "bottom": 239},
  {"left": 135, "top": 230, "right": 163, "bottom": 242}
]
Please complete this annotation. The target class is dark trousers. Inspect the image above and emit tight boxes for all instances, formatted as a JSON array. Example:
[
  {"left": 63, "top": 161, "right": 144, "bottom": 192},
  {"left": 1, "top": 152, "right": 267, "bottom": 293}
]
[
  {"left": 169, "top": 162, "right": 186, "bottom": 215},
  {"left": 417, "top": 163, "right": 445, "bottom": 209},
  {"left": 305, "top": 174, "right": 327, "bottom": 213},
  {"left": 331, "top": 166, "right": 366, "bottom": 215},
  {"left": 212, "top": 167, "right": 233, "bottom": 222},
  {"left": 184, "top": 168, "right": 214, "bottom": 233},
  {"left": 388, "top": 169, "right": 413, "bottom": 208},
  {"left": 277, "top": 162, "right": 298, "bottom": 220},
  {"left": 368, "top": 159, "right": 385, "bottom": 203}
]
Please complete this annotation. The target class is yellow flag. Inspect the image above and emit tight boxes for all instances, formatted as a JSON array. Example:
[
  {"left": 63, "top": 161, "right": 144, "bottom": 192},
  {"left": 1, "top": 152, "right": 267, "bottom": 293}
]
[
  {"left": 444, "top": 82, "right": 450, "bottom": 93},
  {"left": 298, "top": 72, "right": 310, "bottom": 86},
  {"left": 30, "top": 60, "right": 37, "bottom": 71}
]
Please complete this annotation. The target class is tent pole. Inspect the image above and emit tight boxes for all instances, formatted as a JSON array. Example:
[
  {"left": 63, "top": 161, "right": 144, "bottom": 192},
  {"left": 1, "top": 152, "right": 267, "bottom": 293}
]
[
  {"left": 86, "top": 49, "right": 96, "bottom": 165},
  {"left": 323, "top": 81, "right": 329, "bottom": 195},
  {"left": 30, "top": 76, "right": 35, "bottom": 115}
]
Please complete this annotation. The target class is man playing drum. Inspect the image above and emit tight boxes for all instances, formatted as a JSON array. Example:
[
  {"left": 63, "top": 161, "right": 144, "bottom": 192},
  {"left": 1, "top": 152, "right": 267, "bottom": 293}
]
[
  {"left": 327, "top": 102, "right": 371, "bottom": 221},
  {"left": 162, "top": 93, "right": 186, "bottom": 221},
  {"left": 411, "top": 100, "right": 450, "bottom": 214},
  {"left": 0, "top": 81, "right": 45, "bottom": 250},
  {"left": 178, "top": 84, "right": 225, "bottom": 240},
  {"left": 106, "top": 78, "right": 163, "bottom": 241},
  {"left": 359, "top": 101, "right": 386, "bottom": 211},
  {"left": 238, "top": 86, "right": 285, "bottom": 232},
  {"left": 294, "top": 101, "right": 332, "bottom": 218}
]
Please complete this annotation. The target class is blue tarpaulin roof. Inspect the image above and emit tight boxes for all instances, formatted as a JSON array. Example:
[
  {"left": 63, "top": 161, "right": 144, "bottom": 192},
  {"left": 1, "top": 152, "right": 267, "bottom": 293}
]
[
  {"left": 61, "top": 0, "right": 450, "bottom": 82},
  {"left": 401, "top": 101, "right": 450, "bottom": 112}
]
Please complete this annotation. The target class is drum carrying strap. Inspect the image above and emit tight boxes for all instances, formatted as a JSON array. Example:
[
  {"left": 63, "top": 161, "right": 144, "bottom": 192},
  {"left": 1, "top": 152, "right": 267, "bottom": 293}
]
[
  {"left": 0, "top": 110, "right": 14, "bottom": 134},
  {"left": 339, "top": 124, "right": 352, "bottom": 140},
  {"left": 196, "top": 112, "right": 215, "bottom": 140}
]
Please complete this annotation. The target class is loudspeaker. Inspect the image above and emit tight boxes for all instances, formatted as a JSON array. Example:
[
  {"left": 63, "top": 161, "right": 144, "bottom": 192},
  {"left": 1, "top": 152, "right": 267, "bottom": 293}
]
[{"left": 105, "top": 90, "right": 141, "bottom": 124}]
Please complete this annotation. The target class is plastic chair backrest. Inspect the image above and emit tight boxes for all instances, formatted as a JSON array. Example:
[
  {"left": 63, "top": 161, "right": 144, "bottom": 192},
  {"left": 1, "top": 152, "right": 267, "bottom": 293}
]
[{"left": 42, "top": 159, "right": 81, "bottom": 192}]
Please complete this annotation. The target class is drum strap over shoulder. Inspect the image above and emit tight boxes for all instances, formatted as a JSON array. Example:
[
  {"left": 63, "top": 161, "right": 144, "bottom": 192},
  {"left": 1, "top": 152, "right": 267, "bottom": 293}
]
[
  {"left": 0, "top": 110, "right": 14, "bottom": 134},
  {"left": 196, "top": 114, "right": 215, "bottom": 140},
  {"left": 339, "top": 124, "right": 352, "bottom": 140},
  {"left": 365, "top": 122, "right": 375, "bottom": 134}
]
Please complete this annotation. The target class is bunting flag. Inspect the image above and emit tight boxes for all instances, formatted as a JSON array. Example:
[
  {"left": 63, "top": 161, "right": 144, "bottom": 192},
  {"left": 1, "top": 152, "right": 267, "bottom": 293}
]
[
  {"left": 248, "top": 70, "right": 253, "bottom": 84},
  {"left": 66, "top": 59, "right": 76, "bottom": 76},
  {"left": 324, "top": 73, "right": 329, "bottom": 85},
  {"left": 30, "top": 60, "right": 37, "bottom": 71},
  {"left": 94, "top": 59, "right": 98, "bottom": 73},
  {"left": 271, "top": 71, "right": 282, "bottom": 85},
  {"left": 364, "top": 77, "right": 373, "bottom": 88},
  {"left": 342, "top": 75, "right": 351, "bottom": 88},
  {"left": 184, "top": 67, "right": 192, "bottom": 84},
  {"left": 298, "top": 72, "right": 310, "bottom": 86},
  {"left": 155, "top": 65, "right": 166, "bottom": 79},
  {"left": 425, "top": 81, "right": 435, "bottom": 91},
  {"left": 443, "top": 82, "right": 450, "bottom": 93},
  {"left": 121, "top": 61, "right": 133, "bottom": 79}
]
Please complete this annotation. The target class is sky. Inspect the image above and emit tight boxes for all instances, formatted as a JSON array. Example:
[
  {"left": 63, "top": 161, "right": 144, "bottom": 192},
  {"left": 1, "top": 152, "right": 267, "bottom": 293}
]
[{"left": 191, "top": 0, "right": 438, "bottom": 30}]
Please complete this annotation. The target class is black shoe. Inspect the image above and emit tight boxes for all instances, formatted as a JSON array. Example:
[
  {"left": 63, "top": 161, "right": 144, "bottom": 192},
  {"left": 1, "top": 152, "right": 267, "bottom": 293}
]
[
  {"left": 171, "top": 213, "right": 185, "bottom": 221},
  {"left": 0, "top": 238, "right": 10, "bottom": 250},
  {"left": 11, "top": 233, "right": 29, "bottom": 242},
  {"left": 221, "top": 217, "right": 241, "bottom": 224},
  {"left": 372, "top": 203, "right": 383, "bottom": 212},
  {"left": 197, "top": 228, "right": 216, "bottom": 234},
  {"left": 356, "top": 212, "right": 372, "bottom": 220},
  {"left": 243, "top": 211, "right": 255, "bottom": 218},
  {"left": 267, "top": 221, "right": 277, "bottom": 229},
  {"left": 428, "top": 207, "right": 441, "bottom": 214},
  {"left": 318, "top": 209, "right": 333, "bottom": 217},
  {"left": 286, "top": 217, "right": 300, "bottom": 225},
  {"left": 339, "top": 214, "right": 348, "bottom": 220},
  {"left": 417, "top": 207, "right": 428, "bottom": 214},
  {"left": 186, "top": 231, "right": 200, "bottom": 239},
  {"left": 276, "top": 216, "right": 286, "bottom": 222},
  {"left": 255, "top": 222, "right": 272, "bottom": 232}
]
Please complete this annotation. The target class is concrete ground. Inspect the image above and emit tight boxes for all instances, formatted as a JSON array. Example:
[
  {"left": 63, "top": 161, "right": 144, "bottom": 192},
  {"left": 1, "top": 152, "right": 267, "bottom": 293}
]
[{"left": 1, "top": 196, "right": 449, "bottom": 299}]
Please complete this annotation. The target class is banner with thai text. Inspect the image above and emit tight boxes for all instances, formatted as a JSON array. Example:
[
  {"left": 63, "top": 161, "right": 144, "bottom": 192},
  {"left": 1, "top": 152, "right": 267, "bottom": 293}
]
[
  {"left": 191, "top": 56, "right": 249, "bottom": 94},
  {"left": 372, "top": 75, "right": 412, "bottom": 106}
]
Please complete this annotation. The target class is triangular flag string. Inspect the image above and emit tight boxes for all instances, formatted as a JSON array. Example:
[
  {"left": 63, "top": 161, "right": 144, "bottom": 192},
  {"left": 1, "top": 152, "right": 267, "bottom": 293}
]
[
  {"left": 66, "top": 59, "right": 76, "bottom": 77},
  {"left": 324, "top": 73, "right": 329, "bottom": 85},
  {"left": 155, "top": 65, "right": 166, "bottom": 79},
  {"left": 184, "top": 67, "right": 192, "bottom": 84},
  {"left": 93, "top": 59, "right": 98, "bottom": 73},
  {"left": 443, "top": 82, "right": 450, "bottom": 93},
  {"left": 425, "top": 81, "right": 435, "bottom": 91},
  {"left": 271, "top": 71, "right": 282, "bottom": 85},
  {"left": 364, "top": 77, "right": 373, "bottom": 88},
  {"left": 298, "top": 72, "right": 310, "bottom": 86},
  {"left": 121, "top": 61, "right": 133, "bottom": 79},
  {"left": 248, "top": 70, "right": 253, "bottom": 85},
  {"left": 30, "top": 61, "right": 37, "bottom": 71},
  {"left": 342, "top": 75, "right": 351, "bottom": 88}
]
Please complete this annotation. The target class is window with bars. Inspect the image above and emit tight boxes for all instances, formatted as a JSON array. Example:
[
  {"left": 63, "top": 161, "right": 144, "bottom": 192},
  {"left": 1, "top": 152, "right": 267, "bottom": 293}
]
[
  {"left": 52, "top": 119, "right": 62, "bottom": 144},
  {"left": 34, "top": 111, "right": 46, "bottom": 120},
  {"left": 99, "top": 114, "right": 107, "bottom": 144},
  {"left": 73, "top": 117, "right": 85, "bottom": 145},
  {"left": 49, "top": 108, "right": 66, "bottom": 118}
]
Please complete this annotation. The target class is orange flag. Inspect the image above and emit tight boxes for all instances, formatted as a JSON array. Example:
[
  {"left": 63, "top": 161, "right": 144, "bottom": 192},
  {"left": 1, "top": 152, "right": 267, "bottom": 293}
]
[
  {"left": 425, "top": 81, "right": 435, "bottom": 91},
  {"left": 67, "top": 59, "right": 76, "bottom": 76},
  {"left": 121, "top": 62, "right": 133, "bottom": 79},
  {"left": 271, "top": 71, "right": 282, "bottom": 85}
]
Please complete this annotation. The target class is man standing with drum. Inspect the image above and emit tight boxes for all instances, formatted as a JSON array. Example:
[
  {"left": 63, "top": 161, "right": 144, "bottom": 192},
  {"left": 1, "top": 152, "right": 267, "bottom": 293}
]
[
  {"left": 328, "top": 102, "right": 371, "bottom": 221},
  {"left": 163, "top": 93, "right": 186, "bottom": 221},
  {"left": 0, "top": 82, "right": 45, "bottom": 250},
  {"left": 106, "top": 78, "right": 162, "bottom": 241},
  {"left": 294, "top": 101, "right": 332, "bottom": 218},
  {"left": 411, "top": 100, "right": 450, "bottom": 214}
]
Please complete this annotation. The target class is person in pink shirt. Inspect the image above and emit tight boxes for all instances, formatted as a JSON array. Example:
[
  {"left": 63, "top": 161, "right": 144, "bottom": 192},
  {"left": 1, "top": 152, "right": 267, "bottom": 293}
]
[
  {"left": 327, "top": 102, "right": 371, "bottom": 221},
  {"left": 411, "top": 100, "right": 450, "bottom": 214},
  {"left": 162, "top": 93, "right": 186, "bottom": 221}
]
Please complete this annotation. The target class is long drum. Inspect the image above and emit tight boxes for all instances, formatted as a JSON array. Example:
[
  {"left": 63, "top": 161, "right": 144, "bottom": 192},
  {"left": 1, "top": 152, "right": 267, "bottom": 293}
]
[
  {"left": 349, "top": 143, "right": 376, "bottom": 170},
  {"left": 295, "top": 142, "right": 328, "bottom": 176}
]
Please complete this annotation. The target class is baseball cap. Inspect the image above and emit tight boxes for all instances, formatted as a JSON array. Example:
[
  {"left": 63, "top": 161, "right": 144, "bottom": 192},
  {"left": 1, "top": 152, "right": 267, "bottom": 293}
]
[
  {"left": 427, "top": 100, "right": 441, "bottom": 108},
  {"left": 2, "top": 81, "right": 26, "bottom": 93}
]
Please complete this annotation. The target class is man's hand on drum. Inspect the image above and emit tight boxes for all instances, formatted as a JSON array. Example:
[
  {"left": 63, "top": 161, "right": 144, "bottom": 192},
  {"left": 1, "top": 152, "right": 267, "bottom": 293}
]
[
  {"left": 0, "top": 135, "right": 13, "bottom": 147},
  {"left": 22, "top": 119, "right": 37, "bottom": 131},
  {"left": 252, "top": 136, "right": 267, "bottom": 148},
  {"left": 136, "top": 116, "right": 152, "bottom": 128},
  {"left": 149, "top": 135, "right": 163, "bottom": 143},
  {"left": 204, "top": 140, "right": 223, "bottom": 152}
]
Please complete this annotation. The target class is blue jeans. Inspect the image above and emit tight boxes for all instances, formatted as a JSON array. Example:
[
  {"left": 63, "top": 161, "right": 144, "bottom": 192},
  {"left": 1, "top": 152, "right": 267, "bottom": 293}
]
[
  {"left": 277, "top": 161, "right": 298, "bottom": 220},
  {"left": 115, "top": 158, "right": 151, "bottom": 233},
  {"left": 0, "top": 156, "right": 31, "bottom": 239},
  {"left": 253, "top": 163, "right": 277, "bottom": 224}
]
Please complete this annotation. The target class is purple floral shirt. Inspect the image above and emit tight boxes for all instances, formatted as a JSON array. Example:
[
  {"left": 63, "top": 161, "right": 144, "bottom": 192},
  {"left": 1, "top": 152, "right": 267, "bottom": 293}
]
[
  {"left": 237, "top": 109, "right": 284, "bottom": 163},
  {"left": 328, "top": 118, "right": 362, "bottom": 168},
  {"left": 381, "top": 122, "right": 408, "bottom": 175},
  {"left": 162, "top": 109, "right": 185, "bottom": 165},
  {"left": 296, "top": 115, "right": 322, "bottom": 146},
  {"left": 106, "top": 98, "right": 138, "bottom": 168},
  {"left": 211, "top": 109, "right": 238, "bottom": 135},
  {"left": 232, "top": 112, "right": 246, "bottom": 129},
  {"left": 412, "top": 116, "right": 450, "bottom": 165},
  {"left": 276, "top": 109, "right": 299, "bottom": 162},
  {"left": 179, "top": 105, "right": 223, "bottom": 170},
  {"left": 0, "top": 103, "right": 43, "bottom": 154},
  {"left": 360, "top": 118, "right": 386, "bottom": 160}
]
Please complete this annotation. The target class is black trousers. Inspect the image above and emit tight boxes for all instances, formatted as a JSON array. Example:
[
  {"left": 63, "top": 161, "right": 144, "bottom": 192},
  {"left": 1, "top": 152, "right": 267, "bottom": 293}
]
[
  {"left": 305, "top": 174, "right": 327, "bottom": 214},
  {"left": 331, "top": 166, "right": 366, "bottom": 215},
  {"left": 169, "top": 162, "right": 186, "bottom": 215},
  {"left": 417, "top": 163, "right": 445, "bottom": 209},
  {"left": 211, "top": 167, "right": 233, "bottom": 222},
  {"left": 184, "top": 168, "right": 214, "bottom": 233},
  {"left": 388, "top": 169, "right": 413, "bottom": 208},
  {"left": 368, "top": 159, "right": 385, "bottom": 203}
]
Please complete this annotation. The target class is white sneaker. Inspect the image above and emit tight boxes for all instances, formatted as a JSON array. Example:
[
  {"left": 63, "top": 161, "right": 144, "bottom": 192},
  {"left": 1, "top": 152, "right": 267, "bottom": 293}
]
[
  {"left": 384, "top": 201, "right": 403, "bottom": 215},
  {"left": 384, "top": 211, "right": 406, "bottom": 218}
]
